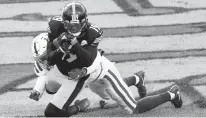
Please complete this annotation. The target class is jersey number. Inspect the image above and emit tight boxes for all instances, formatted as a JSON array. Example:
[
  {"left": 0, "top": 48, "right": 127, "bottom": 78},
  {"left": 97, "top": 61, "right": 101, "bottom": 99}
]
[{"left": 63, "top": 53, "right": 77, "bottom": 62}]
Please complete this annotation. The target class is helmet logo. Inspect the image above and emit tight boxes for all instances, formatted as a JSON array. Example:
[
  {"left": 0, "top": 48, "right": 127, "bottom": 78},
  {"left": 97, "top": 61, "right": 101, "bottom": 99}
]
[
  {"left": 71, "top": 14, "right": 79, "bottom": 21},
  {"left": 34, "top": 42, "right": 38, "bottom": 55}
]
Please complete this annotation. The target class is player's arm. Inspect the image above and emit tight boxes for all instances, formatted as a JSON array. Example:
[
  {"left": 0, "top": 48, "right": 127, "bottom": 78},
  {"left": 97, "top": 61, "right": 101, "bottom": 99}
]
[
  {"left": 47, "top": 16, "right": 65, "bottom": 41},
  {"left": 29, "top": 75, "right": 47, "bottom": 101},
  {"left": 45, "top": 16, "right": 66, "bottom": 66},
  {"left": 69, "top": 38, "right": 97, "bottom": 67},
  {"left": 68, "top": 25, "right": 103, "bottom": 67},
  {"left": 46, "top": 41, "right": 63, "bottom": 66}
]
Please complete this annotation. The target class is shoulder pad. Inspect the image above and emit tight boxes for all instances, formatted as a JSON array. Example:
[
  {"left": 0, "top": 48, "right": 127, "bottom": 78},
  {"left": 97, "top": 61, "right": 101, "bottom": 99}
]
[
  {"left": 87, "top": 24, "right": 103, "bottom": 46},
  {"left": 89, "top": 24, "right": 103, "bottom": 38}
]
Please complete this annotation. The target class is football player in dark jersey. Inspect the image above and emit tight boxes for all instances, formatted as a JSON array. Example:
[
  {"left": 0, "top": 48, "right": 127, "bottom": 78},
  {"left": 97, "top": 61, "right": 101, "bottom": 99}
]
[{"left": 42, "top": 1, "right": 147, "bottom": 117}]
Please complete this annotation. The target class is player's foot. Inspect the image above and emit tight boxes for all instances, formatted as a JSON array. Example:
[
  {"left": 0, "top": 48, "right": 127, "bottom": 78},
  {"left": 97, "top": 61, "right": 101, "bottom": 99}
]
[
  {"left": 168, "top": 85, "right": 183, "bottom": 108},
  {"left": 74, "top": 98, "right": 90, "bottom": 112},
  {"left": 134, "top": 71, "right": 147, "bottom": 98}
]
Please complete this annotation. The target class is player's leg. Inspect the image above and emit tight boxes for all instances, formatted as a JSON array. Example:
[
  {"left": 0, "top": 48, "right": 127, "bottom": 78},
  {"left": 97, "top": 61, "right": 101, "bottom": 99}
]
[
  {"left": 44, "top": 66, "right": 90, "bottom": 117},
  {"left": 100, "top": 59, "right": 137, "bottom": 114},
  {"left": 100, "top": 50, "right": 146, "bottom": 98},
  {"left": 133, "top": 85, "right": 183, "bottom": 113},
  {"left": 123, "top": 71, "right": 147, "bottom": 98},
  {"left": 45, "top": 80, "right": 90, "bottom": 117},
  {"left": 103, "top": 70, "right": 137, "bottom": 114}
]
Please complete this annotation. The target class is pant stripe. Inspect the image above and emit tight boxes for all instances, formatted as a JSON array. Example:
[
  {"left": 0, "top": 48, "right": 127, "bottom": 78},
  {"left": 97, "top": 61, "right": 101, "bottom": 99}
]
[
  {"left": 108, "top": 70, "right": 136, "bottom": 104},
  {"left": 105, "top": 75, "right": 135, "bottom": 110}
]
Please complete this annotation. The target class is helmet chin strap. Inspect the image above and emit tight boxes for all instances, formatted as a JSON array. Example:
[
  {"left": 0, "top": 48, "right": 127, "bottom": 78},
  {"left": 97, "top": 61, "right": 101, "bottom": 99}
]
[{"left": 72, "top": 32, "right": 81, "bottom": 37}]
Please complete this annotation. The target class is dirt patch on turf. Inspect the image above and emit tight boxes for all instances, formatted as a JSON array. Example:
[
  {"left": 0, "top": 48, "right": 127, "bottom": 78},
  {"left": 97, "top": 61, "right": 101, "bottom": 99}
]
[{"left": 12, "top": 13, "right": 47, "bottom": 21}]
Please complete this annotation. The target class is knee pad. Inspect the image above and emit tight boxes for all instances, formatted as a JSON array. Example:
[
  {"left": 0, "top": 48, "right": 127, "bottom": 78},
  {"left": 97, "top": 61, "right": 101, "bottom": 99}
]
[{"left": 46, "top": 89, "right": 56, "bottom": 94}]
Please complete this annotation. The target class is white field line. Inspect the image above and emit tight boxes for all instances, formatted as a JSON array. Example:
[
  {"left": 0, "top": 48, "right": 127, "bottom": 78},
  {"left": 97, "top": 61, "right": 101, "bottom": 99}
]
[
  {"left": 194, "top": 86, "right": 206, "bottom": 98},
  {"left": 0, "top": 33, "right": 206, "bottom": 64},
  {"left": 99, "top": 32, "right": 206, "bottom": 53},
  {"left": 0, "top": 10, "right": 206, "bottom": 32},
  {"left": 149, "top": 0, "right": 206, "bottom": 8},
  {"left": 0, "top": 0, "right": 122, "bottom": 18},
  {"left": 0, "top": 36, "right": 34, "bottom": 64},
  {"left": 116, "top": 56, "right": 206, "bottom": 81}
]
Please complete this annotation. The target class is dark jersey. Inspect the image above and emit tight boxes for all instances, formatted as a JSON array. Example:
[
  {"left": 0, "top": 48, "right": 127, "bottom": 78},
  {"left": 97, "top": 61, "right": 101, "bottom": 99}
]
[{"left": 47, "top": 16, "right": 103, "bottom": 76}]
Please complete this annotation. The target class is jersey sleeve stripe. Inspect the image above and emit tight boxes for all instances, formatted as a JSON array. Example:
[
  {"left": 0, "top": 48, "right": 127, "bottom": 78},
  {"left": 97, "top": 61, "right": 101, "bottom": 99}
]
[
  {"left": 93, "top": 37, "right": 102, "bottom": 43},
  {"left": 90, "top": 25, "right": 103, "bottom": 35},
  {"left": 35, "top": 61, "right": 43, "bottom": 72},
  {"left": 90, "top": 26, "right": 99, "bottom": 33},
  {"left": 34, "top": 65, "right": 39, "bottom": 74}
]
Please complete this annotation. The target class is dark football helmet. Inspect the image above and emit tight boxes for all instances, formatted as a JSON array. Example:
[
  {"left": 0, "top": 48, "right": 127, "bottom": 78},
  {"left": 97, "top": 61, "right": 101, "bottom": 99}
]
[{"left": 62, "top": 2, "right": 88, "bottom": 37}]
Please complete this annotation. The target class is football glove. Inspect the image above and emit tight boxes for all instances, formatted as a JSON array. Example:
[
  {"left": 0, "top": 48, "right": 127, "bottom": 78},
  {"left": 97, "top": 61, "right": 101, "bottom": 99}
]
[
  {"left": 53, "top": 33, "right": 70, "bottom": 53},
  {"left": 68, "top": 68, "right": 87, "bottom": 80},
  {"left": 74, "top": 98, "right": 90, "bottom": 112},
  {"left": 29, "top": 89, "right": 41, "bottom": 101}
]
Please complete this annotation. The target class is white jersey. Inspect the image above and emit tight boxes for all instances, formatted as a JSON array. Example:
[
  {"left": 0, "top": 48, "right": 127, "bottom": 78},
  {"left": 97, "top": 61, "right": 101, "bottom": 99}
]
[{"left": 33, "top": 60, "right": 49, "bottom": 76}]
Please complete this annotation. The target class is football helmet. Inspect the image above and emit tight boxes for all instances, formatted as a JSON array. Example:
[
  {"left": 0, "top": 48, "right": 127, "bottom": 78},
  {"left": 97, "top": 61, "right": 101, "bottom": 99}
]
[
  {"left": 31, "top": 33, "right": 51, "bottom": 71},
  {"left": 62, "top": 2, "right": 88, "bottom": 37}
]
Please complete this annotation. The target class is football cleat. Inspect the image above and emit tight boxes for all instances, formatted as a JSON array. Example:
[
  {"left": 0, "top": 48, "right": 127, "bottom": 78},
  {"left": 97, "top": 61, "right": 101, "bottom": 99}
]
[
  {"left": 168, "top": 85, "right": 183, "bottom": 108},
  {"left": 134, "top": 71, "right": 147, "bottom": 98},
  {"left": 74, "top": 98, "right": 90, "bottom": 112}
]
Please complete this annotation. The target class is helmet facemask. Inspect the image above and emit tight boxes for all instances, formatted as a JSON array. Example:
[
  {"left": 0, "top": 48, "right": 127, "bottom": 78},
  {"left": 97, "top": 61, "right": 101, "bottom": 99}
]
[
  {"left": 62, "top": 2, "right": 88, "bottom": 37},
  {"left": 63, "top": 18, "right": 87, "bottom": 37}
]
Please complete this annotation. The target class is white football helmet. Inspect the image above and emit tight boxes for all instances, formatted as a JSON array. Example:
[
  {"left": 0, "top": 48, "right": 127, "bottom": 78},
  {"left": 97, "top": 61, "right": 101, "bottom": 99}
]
[{"left": 31, "top": 33, "right": 52, "bottom": 76}]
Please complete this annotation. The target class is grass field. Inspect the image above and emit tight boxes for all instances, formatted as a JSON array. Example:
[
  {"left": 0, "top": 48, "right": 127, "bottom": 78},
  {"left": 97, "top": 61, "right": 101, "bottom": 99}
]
[{"left": 1, "top": 0, "right": 206, "bottom": 117}]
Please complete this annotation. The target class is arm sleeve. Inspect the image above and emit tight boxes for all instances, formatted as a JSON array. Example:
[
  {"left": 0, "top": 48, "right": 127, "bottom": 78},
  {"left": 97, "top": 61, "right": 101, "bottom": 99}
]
[
  {"left": 71, "top": 42, "right": 97, "bottom": 67},
  {"left": 34, "top": 61, "right": 48, "bottom": 76},
  {"left": 47, "top": 16, "right": 65, "bottom": 41},
  {"left": 62, "top": 75, "right": 89, "bottom": 110},
  {"left": 33, "top": 76, "right": 48, "bottom": 98},
  {"left": 84, "top": 51, "right": 102, "bottom": 75}
]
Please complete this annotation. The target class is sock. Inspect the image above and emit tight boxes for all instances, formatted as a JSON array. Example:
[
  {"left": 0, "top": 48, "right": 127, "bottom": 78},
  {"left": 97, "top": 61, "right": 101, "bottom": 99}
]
[
  {"left": 123, "top": 75, "right": 139, "bottom": 87},
  {"left": 167, "top": 91, "right": 176, "bottom": 100},
  {"left": 134, "top": 92, "right": 171, "bottom": 113}
]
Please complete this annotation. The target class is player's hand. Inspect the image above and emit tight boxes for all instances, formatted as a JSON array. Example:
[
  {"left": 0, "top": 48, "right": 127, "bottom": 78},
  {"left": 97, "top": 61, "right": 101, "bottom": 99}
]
[
  {"left": 68, "top": 68, "right": 86, "bottom": 80},
  {"left": 74, "top": 98, "right": 90, "bottom": 112},
  {"left": 29, "top": 89, "right": 41, "bottom": 101},
  {"left": 53, "top": 33, "right": 72, "bottom": 53},
  {"left": 68, "top": 68, "right": 82, "bottom": 80}
]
